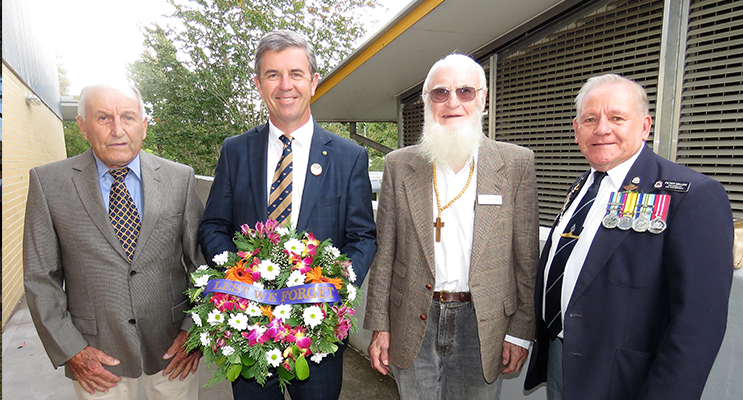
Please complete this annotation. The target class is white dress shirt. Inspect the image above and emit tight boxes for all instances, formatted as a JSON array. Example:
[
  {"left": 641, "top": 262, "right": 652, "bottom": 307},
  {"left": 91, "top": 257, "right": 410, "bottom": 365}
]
[
  {"left": 543, "top": 148, "right": 642, "bottom": 338},
  {"left": 432, "top": 151, "right": 530, "bottom": 349},
  {"left": 266, "top": 118, "right": 314, "bottom": 229}
]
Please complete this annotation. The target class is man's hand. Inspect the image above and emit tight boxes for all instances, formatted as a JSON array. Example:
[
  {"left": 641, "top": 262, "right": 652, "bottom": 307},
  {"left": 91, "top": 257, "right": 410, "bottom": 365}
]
[
  {"left": 163, "top": 330, "right": 200, "bottom": 381},
  {"left": 369, "top": 331, "right": 391, "bottom": 375},
  {"left": 501, "top": 341, "right": 528, "bottom": 374},
  {"left": 67, "top": 346, "right": 122, "bottom": 394}
]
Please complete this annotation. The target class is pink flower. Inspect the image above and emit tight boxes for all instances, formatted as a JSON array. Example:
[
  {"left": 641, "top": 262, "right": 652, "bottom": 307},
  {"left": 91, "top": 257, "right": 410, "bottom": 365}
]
[
  {"left": 224, "top": 330, "right": 232, "bottom": 340},
  {"left": 264, "top": 219, "right": 278, "bottom": 233},
  {"left": 210, "top": 293, "right": 236, "bottom": 312},
  {"left": 267, "top": 232, "right": 281, "bottom": 244},
  {"left": 254, "top": 221, "right": 265, "bottom": 236},
  {"left": 288, "top": 253, "right": 313, "bottom": 273},
  {"left": 286, "top": 326, "right": 312, "bottom": 352},
  {"left": 216, "top": 337, "right": 226, "bottom": 348},
  {"left": 333, "top": 318, "right": 352, "bottom": 340},
  {"left": 241, "top": 224, "right": 252, "bottom": 236}
]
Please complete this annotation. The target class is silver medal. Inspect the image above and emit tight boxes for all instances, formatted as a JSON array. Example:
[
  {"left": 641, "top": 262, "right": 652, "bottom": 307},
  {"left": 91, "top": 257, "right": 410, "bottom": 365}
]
[
  {"left": 602, "top": 213, "right": 620, "bottom": 229},
  {"left": 648, "top": 217, "right": 667, "bottom": 234},
  {"left": 632, "top": 215, "right": 650, "bottom": 232},
  {"left": 617, "top": 215, "right": 633, "bottom": 230}
]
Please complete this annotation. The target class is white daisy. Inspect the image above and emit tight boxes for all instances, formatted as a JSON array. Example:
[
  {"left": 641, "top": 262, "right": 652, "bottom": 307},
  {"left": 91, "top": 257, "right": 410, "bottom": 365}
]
[
  {"left": 212, "top": 251, "right": 229, "bottom": 266},
  {"left": 191, "top": 312, "right": 202, "bottom": 327},
  {"left": 246, "top": 302, "right": 262, "bottom": 317},
  {"left": 303, "top": 305, "right": 324, "bottom": 328},
  {"left": 207, "top": 309, "right": 225, "bottom": 326},
  {"left": 227, "top": 313, "right": 248, "bottom": 331},
  {"left": 200, "top": 332, "right": 211, "bottom": 346},
  {"left": 347, "top": 284, "right": 357, "bottom": 302},
  {"left": 346, "top": 264, "right": 357, "bottom": 282},
  {"left": 310, "top": 352, "right": 328, "bottom": 364},
  {"left": 222, "top": 346, "right": 235, "bottom": 356},
  {"left": 327, "top": 246, "right": 341, "bottom": 259},
  {"left": 252, "top": 281, "right": 265, "bottom": 289},
  {"left": 276, "top": 226, "right": 290, "bottom": 236},
  {"left": 286, "top": 270, "right": 306, "bottom": 287},
  {"left": 273, "top": 304, "right": 293, "bottom": 320},
  {"left": 284, "top": 238, "right": 305, "bottom": 254},
  {"left": 258, "top": 259, "right": 280, "bottom": 281},
  {"left": 197, "top": 264, "right": 209, "bottom": 271},
  {"left": 194, "top": 274, "right": 210, "bottom": 288},
  {"left": 266, "top": 348, "right": 283, "bottom": 367}
]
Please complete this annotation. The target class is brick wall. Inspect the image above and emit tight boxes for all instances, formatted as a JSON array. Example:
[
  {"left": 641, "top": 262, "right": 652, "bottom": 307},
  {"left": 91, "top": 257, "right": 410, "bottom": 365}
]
[{"left": 2, "top": 63, "right": 66, "bottom": 328}]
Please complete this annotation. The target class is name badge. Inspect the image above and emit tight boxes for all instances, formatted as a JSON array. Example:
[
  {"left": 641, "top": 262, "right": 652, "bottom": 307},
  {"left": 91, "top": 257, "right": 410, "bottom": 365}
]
[{"left": 478, "top": 194, "right": 502, "bottom": 205}]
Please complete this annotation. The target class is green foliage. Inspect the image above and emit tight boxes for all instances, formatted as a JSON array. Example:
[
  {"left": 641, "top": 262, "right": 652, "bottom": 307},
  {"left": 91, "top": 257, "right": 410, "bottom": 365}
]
[
  {"left": 64, "top": 121, "right": 91, "bottom": 158},
  {"left": 129, "top": 0, "right": 383, "bottom": 176},
  {"left": 322, "top": 122, "right": 397, "bottom": 171}
]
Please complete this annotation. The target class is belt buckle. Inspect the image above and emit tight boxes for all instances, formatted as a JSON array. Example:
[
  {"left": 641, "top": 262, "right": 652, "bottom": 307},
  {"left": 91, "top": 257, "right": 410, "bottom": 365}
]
[{"left": 440, "top": 290, "right": 451, "bottom": 303}]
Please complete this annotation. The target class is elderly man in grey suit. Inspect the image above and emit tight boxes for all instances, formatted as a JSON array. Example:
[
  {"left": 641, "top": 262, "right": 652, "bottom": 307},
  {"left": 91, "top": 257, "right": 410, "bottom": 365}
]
[
  {"left": 365, "top": 54, "right": 539, "bottom": 399},
  {"left": 23, "top": 84, "right": 204, "bottom": 399}
]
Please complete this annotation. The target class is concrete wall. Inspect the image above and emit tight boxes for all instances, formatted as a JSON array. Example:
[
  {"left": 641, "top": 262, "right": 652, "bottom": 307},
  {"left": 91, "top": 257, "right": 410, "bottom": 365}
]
[{"left": 1, "top": 64, "right": 66, "bottom": 328}]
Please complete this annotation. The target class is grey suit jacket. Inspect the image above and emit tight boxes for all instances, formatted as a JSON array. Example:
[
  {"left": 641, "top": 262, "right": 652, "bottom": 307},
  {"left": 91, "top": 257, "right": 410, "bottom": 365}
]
[
  {"left": 364, "top": 140, "right": 539, "bottom": 383},
  {"left": 23, "top": 149, "right": 205, "bottom": 379}
]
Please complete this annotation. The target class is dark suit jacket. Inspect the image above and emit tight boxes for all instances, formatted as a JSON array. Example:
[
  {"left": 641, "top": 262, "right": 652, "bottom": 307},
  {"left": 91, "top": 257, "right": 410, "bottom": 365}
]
[
  {"left": 364, "top": 140, "right": 539, "bottom": 383},
  {"left": 23, "top": 150, "right": 205, "bottom": 379},
  {"left": 525, "top": 145, "right": 734, "bottom": 399},
  {"left": 198, "top": 121, "right": 377, "bottom": 284}
]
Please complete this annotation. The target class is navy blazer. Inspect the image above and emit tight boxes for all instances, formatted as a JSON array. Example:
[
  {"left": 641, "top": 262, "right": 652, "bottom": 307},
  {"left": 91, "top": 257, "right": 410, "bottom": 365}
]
[
  {"left": 198, "top": 121, "right": 377, "bottom": 284},
  {"left": 525, "top": 145, "right": 734, "bottom": 399}
]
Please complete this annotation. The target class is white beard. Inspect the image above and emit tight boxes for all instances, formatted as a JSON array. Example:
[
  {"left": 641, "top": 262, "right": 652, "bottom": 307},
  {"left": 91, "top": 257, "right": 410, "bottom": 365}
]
[{"left": 419, "top": 107, "right": 484, "bottom": 169}]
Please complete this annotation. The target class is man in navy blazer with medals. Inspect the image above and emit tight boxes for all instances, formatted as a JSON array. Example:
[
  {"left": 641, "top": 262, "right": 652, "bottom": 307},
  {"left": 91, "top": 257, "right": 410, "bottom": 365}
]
[
  {"left": 524, "top": 74, "right": 734, "bottom": 399},
  {"left": 198, "top": 30, "right": 377, "bottom": 400}
]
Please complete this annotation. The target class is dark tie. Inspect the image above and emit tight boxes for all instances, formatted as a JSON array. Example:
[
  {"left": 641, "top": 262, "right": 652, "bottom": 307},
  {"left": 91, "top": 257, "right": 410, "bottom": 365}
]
[
  {"left": 108, "top": 168, "right": 141, "bottom": 262},
  {"left": 544, "top": 170, "right": 607, "bottom": 339},
  {"left": 268, "top": 135, "right": 293, "bottom": 225}
]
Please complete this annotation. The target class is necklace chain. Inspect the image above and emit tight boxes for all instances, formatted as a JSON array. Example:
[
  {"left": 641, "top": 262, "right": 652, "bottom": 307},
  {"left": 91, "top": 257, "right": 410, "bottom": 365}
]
[{"left": 433, "top": 161, "right": 475, "bottom": 218}]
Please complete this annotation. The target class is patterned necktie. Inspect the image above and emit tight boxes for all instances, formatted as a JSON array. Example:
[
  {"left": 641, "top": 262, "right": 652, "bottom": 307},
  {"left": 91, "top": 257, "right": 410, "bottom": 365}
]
[
  {"left": 268, "top": 135, "right": 293, "bottom": 225},
  {"left": 109, "top": 168, "right": 141, "bottom": 262},
  {"left": 544, "top": 170, "right": 607, "bottom": 340}
]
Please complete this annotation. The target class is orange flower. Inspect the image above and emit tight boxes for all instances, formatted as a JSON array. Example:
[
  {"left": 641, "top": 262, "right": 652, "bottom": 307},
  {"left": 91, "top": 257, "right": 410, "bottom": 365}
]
[
  {"left": 305, "top": 266, "right": 343, "bottom": 290},
  {"left": 225, "top": 260, "right": 253, "bottom": 284},
  {"left": 260, "top": 305, "right": 274, "bottom": 321}
]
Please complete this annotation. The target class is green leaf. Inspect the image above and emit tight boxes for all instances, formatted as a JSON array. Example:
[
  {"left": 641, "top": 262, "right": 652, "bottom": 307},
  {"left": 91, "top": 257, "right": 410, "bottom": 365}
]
[
  {"left": 241, "top": 364, "right": 256, "bottom": 380},
  {"left": 241, "top": 355, "right": 255, "bottom": 367},
  {"left": 296, "top": 355, "right": 310, "bottom": 380},
  {"left": 227, "top": 364, "right": 242, "bottom": 381},
  {"left": 278, "top": 365, "right": 296, "bottom": 381}
]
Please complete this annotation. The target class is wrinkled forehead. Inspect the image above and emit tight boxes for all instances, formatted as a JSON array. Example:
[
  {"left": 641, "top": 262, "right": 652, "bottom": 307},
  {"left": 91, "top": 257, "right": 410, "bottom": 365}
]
[
  {"left": 580, "top": 83, "right": 636, "bottom": 112},
  {"left": 428, "top": 65, "right": 481, "bottom": 89}
]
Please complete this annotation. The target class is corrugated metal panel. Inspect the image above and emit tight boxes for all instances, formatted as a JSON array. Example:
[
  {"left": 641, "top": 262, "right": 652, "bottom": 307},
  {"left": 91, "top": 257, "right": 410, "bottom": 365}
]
[
  {"left": 2, "top": 0, "right": 62, "bottom": 117},
  {"left": 679, "top": 0, "right": 743, "bottom": 219},
  {"left": 495, "top": 0, "right": 664, "bottom": 226}
]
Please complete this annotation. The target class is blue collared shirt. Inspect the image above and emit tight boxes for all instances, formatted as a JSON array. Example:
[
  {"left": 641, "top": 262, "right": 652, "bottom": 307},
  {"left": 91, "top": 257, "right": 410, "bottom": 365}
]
[{"left": 93, "top": 153, "right": 144, "bottom": 219}]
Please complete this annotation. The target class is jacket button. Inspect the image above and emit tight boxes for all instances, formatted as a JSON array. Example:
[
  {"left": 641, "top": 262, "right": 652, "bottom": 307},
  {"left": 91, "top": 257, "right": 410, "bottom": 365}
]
[
  {"left": 129, "top": 270, "right": 137, "bottom": 276},
  {"left": 128, "top": 319, "right": 136, "bottom": 325},
  {"left": 420, "top": 315, "right": 427, "bottom": 320},
  {"left": 425, "top": 284, "right": 432, "bottom": 290}
]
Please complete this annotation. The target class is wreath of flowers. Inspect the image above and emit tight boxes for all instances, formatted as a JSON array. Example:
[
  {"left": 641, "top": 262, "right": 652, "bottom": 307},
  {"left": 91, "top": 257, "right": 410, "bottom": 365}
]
[{"left": 185, "top": 220, "right": 359, "bottom": 390}]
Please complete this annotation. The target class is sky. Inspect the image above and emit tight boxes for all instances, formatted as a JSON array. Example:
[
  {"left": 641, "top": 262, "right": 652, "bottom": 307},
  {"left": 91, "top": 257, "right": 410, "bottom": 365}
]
[{"left": 32, "top": 0, "right": 411, "bottom": 96}]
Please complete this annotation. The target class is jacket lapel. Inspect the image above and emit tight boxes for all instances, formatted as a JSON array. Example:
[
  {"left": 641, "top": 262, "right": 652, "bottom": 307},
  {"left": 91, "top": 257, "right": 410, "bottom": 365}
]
[
  {"left": 470, "top": 142, "right": 506, "bottom": 275},
  {"left": 404, "top": 149, "right": 436, "bottom": 277},
  {"left": 71, "top": 149, "right": 129, "bottom": 261},
  {"left": 297, "top": 123, "right": 331, "bottom": 230},
  {"left": 136, "top": 152, "right": 163, "bottom": 265},
  {"left": 569, "top": 145, "right": 656, "bottom": 306},
  {"left": 248, "top": 125, "right": 270, "bottom": 222}
]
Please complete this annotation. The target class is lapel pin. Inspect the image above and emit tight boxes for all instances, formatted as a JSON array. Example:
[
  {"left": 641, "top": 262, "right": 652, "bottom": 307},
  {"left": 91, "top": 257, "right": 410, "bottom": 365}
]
[
  {"left": 322, "top": 151, "right": 328, "bottom": 156},
  {"left": 310, "top": 163, "right": 323, "bottom": 176},
  {"left": 631, "top": 176, "right": 640, "bottom": 185}
]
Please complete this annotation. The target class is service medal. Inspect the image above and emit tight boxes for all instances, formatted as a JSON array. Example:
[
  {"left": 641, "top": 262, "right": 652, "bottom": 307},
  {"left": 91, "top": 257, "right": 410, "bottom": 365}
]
[
  {"left": 602, "top": 213, "right": 620, "bottom": 229},
  {"left": 618, "top": 215, "right": 634, "bottom": 230},
  {"left": 648, "top": 217, "right": 667, "bottom": 234},
  {"left": 632, "top": 215, "right": 650, "bottom": 232}
]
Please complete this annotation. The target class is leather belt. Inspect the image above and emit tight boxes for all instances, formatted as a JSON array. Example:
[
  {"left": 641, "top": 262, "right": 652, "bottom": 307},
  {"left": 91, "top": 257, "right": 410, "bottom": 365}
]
[{"left": 433, "top": 291, "right": 472, "bottom": 302}]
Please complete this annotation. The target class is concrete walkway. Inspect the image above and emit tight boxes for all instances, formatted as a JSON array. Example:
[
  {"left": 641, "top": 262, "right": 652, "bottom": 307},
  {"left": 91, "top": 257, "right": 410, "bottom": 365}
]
[{"left": 2, "top": 297, "right": 399, "bottom": 400}]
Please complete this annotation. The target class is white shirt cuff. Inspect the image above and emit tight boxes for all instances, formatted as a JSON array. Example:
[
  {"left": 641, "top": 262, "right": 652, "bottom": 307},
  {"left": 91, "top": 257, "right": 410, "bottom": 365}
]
[{"left": 505, "top": 334, "right": 531, "bottom": 350}]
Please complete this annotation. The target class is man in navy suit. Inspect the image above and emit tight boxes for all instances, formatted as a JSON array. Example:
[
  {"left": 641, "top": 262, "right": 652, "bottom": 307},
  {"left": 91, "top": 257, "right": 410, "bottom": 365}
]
[
  {"left": 198, "top": 30, "right": 376, "bottom": 400},
  {"left": 524, "top": 74, "right": 734, "bottom": 399}
]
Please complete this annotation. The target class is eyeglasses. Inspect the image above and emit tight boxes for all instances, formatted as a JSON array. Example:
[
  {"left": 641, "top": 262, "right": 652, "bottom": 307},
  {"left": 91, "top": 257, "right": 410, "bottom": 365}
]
[{"left": 426, "top": 87, "right": 483, "bottom": 103}]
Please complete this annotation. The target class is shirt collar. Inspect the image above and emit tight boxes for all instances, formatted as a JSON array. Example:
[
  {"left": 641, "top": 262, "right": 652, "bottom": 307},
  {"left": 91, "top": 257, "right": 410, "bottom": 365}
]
[
  {"left": 268, "top": 117, "right": 314, "bottom": 148},
  {"left": 595, "top": 145, "right": 643, "bottom": 189},
  {"left": 93, "top": 152, "right": 142, "bottom": 182}
]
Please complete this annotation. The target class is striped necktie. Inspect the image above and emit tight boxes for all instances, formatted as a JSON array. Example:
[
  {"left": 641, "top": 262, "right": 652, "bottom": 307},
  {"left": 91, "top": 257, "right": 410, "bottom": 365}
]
[
  {"left": 544, "top": 170, "right": 606, "bottom": 340},
  {"left": 268, "top": 134, "right": 293, "bottom": 225},
  {"left": 109, "top": 168, "right": 141, "bottom": 262}
]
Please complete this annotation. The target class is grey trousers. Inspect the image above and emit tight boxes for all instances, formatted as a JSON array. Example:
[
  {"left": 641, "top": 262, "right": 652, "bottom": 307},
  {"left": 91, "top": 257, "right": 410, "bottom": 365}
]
[
  {"left": 392, "top": 301, "right": 503, "bottom": 400},
  {"left": 547, "top": 337, "right": 564, "bottom": 400}
]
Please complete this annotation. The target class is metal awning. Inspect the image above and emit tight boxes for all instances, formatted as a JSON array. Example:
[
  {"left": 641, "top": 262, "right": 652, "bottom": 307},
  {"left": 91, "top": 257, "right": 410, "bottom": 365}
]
[{"left": 310, "top": 0, "right": 573, "bottom": 122}]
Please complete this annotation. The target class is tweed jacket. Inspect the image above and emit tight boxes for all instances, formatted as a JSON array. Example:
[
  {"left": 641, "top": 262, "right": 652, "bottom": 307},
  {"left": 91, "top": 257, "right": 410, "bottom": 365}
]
[
  {"left": 24, "top": 149, "right": 205, "bottom": 379},
  {"left": 364, "top": 139, "right": 539, "bottom": 383}
]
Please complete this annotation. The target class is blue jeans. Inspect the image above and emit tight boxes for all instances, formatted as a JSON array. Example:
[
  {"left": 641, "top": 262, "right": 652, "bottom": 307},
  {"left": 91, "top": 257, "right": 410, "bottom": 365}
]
[
  {"left": 392, "top": 301, "right": 503, "bottom": 400},
  {"left": 547, "top": 337, "right": 564, "bottom": 400}
]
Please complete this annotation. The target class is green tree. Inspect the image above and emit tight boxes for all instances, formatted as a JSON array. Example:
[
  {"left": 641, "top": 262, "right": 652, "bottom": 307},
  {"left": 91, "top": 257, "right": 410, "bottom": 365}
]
[
  {"left": 129, "top": 0, "right": 382, "bottom": 176},
  {"left": 59, "top": 61, "right": 90, "bottom": 158}
]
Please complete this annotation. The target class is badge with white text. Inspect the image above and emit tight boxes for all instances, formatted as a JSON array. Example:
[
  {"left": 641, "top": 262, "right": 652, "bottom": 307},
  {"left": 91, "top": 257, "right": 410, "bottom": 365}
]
[{"left": 310, "top": 163, "right": 323, "bottom": 176}]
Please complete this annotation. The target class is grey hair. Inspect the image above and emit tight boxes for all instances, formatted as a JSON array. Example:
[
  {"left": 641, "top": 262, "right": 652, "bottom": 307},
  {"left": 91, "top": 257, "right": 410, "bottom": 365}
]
[
  {"left": 574, "top": 74, "right": 649, "bottom": 117},
  {"left": 422, "top": 53, "right": 487, "bottom": 106},
  {"left": 254, "top": 30, "right": 317, "bottom": 78},
  {"left": 78, "top": 84, "right": 145, "bottom": 120}
]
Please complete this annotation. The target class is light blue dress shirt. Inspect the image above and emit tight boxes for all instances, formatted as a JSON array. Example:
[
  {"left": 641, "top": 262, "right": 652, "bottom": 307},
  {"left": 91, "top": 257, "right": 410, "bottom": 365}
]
[{"left": 93, "top": 153, "right": 143, "bottom": 219}]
